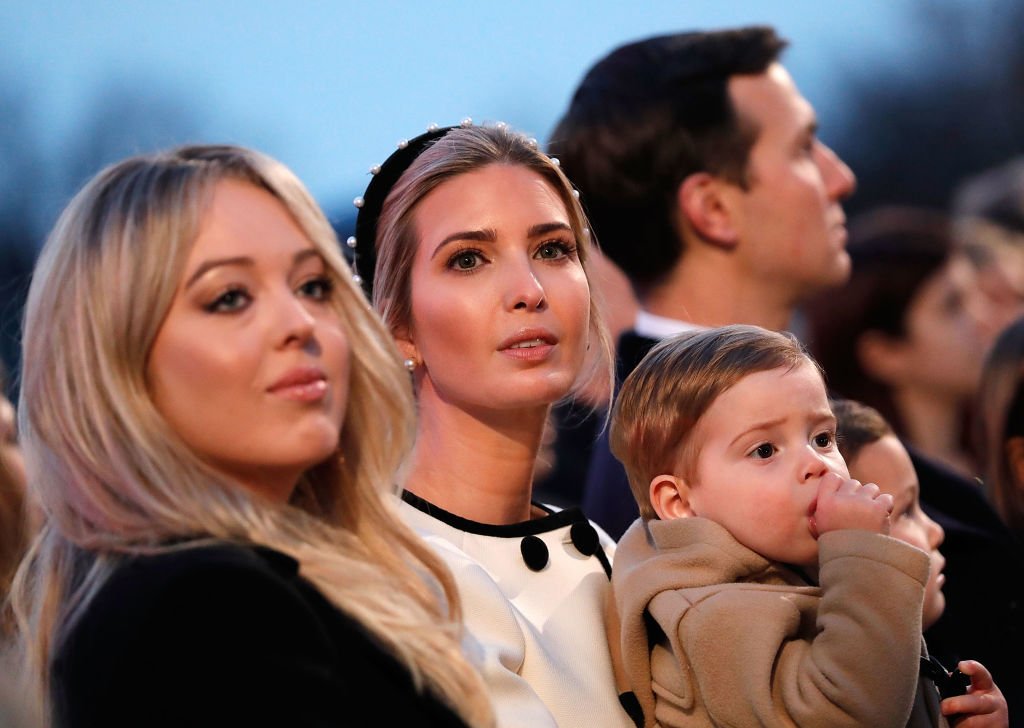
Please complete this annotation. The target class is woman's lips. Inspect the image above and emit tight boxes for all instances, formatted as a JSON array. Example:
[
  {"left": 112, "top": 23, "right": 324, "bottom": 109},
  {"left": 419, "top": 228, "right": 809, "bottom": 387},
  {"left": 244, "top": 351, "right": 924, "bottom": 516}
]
[
  {"left": 267, "top": 367, "right": 328, "bottom": 402},
  {"left": 498, "top": 329, "right": 557, "bottom": 361}
]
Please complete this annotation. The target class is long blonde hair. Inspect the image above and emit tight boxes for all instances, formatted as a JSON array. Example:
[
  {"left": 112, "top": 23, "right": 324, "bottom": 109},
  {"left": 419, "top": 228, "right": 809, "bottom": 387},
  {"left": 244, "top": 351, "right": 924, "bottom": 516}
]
[
  {"left": 10, "top": 145, "right": 493, "bottom": 726},
  {"left": 372, "top": 124, "right": 614, "bottom": 403}
]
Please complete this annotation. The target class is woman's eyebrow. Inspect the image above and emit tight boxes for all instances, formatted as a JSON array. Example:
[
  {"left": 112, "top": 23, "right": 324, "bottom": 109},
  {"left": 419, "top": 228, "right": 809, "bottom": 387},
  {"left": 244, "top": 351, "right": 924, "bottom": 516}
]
[
  {"left": 185, "top": 257, "right": 252, "bottom": 289},
  {"left": 430, "top": 228, "right": 497, "bottom": 260}
]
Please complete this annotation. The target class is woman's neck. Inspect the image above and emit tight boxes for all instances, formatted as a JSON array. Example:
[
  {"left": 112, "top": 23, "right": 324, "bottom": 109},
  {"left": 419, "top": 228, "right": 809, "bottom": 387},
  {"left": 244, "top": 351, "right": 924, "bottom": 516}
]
[
  {"left": 892, "top": 387, "right": 976, "bottom": 477},
  {"left": 403, "top": 390, "right": 548, "bottom": 525}
]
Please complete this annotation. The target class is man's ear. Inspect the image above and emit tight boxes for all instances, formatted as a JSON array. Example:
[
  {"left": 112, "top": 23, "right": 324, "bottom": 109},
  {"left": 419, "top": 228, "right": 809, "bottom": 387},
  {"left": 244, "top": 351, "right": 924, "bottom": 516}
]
[
  {"left": 650, "top": 474, "right": 695, "bottom": 521},
  {"left": 856, "top": 330, "right": 909, "bottom": 385},
  {"left": 676, "top": 172, "right": 740, "bottom": 249}
]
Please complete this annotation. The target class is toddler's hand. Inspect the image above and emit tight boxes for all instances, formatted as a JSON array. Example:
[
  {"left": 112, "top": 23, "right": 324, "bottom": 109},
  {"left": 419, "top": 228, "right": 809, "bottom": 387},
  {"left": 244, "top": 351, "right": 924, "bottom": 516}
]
[
  {"left": 942, "top": 660, "right": 1008, "bottom": 727},
  {"left": 808, "top": 472, "right": 893, "bottom": 537}
]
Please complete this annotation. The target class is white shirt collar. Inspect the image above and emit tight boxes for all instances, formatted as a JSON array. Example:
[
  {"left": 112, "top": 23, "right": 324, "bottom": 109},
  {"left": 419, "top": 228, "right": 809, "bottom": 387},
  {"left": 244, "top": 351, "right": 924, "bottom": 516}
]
[{"left": 632, "top": 309, "right": 705, "bottom": 340}]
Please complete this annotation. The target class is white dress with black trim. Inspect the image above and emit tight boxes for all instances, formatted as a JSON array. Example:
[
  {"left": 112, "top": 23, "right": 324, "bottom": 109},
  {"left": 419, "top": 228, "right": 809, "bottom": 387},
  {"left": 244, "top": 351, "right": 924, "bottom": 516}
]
[{"left": 398, "top": 491, "right": 636, "bottom": 728}]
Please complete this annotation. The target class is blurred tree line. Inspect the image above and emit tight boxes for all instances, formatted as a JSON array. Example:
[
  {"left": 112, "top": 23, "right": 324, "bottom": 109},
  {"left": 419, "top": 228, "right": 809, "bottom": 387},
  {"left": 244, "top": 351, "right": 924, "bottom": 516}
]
[
  {"left": 0, "top": 79, "right": 204, "bottom": 397},
  {"left": 1, "top": 0, "right": 1023, "bottom": 397}
]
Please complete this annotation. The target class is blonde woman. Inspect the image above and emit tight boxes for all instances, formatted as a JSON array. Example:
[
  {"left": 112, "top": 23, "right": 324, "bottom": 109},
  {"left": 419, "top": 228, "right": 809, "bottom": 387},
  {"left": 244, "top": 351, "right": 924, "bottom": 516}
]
[
  {"left": 352, "top": 123, "right": 636, "bottom": 727},
  {"left": 9, "top": 145, "right": 494, "bottom": 728}
]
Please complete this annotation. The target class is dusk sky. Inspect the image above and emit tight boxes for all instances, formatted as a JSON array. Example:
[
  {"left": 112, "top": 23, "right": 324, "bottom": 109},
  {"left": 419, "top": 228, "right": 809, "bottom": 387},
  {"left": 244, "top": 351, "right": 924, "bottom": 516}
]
[{"left": 0, "top": 0, "right": 922, "bottom": 228}]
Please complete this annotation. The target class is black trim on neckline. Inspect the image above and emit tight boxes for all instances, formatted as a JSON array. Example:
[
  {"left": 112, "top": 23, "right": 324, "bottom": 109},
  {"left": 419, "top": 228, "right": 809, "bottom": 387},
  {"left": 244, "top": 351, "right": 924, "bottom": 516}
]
[{"left": 401, "top": 490, "right": 588, "bottom": 537}]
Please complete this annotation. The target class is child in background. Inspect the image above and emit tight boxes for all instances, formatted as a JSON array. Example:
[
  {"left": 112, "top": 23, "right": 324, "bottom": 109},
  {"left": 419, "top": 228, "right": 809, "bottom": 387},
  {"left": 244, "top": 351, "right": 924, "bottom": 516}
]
[
  {"left": 608, "top": 324, "right": 941, "bottom": 727},
  {"left": 834, "top": 396, "right": 1009, "bottom": 727}
]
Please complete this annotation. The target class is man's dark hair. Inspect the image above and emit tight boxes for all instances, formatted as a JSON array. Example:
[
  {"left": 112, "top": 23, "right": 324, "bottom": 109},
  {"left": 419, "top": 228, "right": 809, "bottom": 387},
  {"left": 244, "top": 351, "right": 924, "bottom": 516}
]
[{"left": 549, "top": 26, "right": 787, "bottom": 293}]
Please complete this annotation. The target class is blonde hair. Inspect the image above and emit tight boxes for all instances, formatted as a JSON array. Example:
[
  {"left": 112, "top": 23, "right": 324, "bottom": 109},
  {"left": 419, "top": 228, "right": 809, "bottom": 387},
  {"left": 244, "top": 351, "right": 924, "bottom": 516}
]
[
  {"left": 10, "top": 145, "right": 493, "bottom": 726},
  {"left": 611, "top": 324, "right": 818, "bottom": 519},
  {"left": 372, "top": 124, "right": 613, "bottom": 403}
]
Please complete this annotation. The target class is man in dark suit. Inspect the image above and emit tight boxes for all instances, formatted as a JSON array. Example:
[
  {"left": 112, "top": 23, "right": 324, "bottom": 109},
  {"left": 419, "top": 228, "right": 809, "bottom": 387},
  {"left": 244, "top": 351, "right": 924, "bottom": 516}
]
[{"left": 546, "top": 26, "right": 857, "bottom": 537}]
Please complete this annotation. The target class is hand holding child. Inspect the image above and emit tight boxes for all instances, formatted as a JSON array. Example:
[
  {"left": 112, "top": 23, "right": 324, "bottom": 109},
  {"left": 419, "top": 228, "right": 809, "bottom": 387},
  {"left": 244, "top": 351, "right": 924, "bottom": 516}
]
[
  {"left": 940, "top": 660, "right": 1009, "bottom": 727},
  {"left": 808, "top": 472, "right": 894, "bottom": 538}
]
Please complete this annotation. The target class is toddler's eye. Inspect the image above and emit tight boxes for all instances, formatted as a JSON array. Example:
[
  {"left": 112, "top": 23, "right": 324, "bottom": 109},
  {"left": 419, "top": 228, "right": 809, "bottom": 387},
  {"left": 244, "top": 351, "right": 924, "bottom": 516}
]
[
  {"left": 813, "top": 432, "right": 834, "bottom": 448},
  {"left": 752, "top": 443, "right": 775, "bottom": 459}
]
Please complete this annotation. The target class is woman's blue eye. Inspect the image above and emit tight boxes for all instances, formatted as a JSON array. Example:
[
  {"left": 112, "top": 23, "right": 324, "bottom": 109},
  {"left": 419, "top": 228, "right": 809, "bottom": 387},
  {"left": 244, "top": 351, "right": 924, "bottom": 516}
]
[
  {"left": 447, "top": 250, "right": 484, "bottom": 271},
  {"left": 535, "top": 241, "right": 575, "bottom": 260},
  {"left": 752, "top": 443, "right": 775, "bottom": 459},
  {"left": 205, "top": 288, "right": 250, "bottom": 313},
  {"left": 299, "top": 277, "right": 333, "bottom": 300}
]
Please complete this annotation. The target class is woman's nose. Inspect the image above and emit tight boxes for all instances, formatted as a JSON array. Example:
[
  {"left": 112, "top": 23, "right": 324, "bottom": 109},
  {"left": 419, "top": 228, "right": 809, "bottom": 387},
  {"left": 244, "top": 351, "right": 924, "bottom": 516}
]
[
  {"left": 276, "top": 293, "right": 317, "bottom": 348},
  {"left": 504, "top": 262, "right": 547, "bottom": 312}
]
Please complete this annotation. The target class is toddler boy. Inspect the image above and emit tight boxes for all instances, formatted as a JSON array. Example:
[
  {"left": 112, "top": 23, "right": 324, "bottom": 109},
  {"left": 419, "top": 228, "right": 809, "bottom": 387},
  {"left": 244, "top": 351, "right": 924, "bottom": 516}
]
[{"left": 608, "top": 324, "right": 943, "bottom": 727}]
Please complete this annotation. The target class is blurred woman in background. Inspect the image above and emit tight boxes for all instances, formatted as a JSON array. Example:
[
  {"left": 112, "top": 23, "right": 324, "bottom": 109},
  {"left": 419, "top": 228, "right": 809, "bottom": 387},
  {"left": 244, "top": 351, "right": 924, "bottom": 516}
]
[
  {"left": 804, "top": 205, "right": 991, "bottom": 477},
  {"left": 975, "top": 314, "right": 1024, "bottom": 542}
]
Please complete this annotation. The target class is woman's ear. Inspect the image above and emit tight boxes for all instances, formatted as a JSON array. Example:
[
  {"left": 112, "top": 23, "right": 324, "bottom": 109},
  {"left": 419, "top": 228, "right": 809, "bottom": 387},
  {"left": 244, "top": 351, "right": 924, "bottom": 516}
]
[
  {"left": 392, "top": 324, "right": 421, "bottom": 365},
  {"left": 650, "top": 474, "right": 695, "bottom": 521},
  {"left": 856, "top": 329, "right": 910, "bottom": 384},
  {"left": 676, "top": 173, "right": 739, "bottom": 250}
]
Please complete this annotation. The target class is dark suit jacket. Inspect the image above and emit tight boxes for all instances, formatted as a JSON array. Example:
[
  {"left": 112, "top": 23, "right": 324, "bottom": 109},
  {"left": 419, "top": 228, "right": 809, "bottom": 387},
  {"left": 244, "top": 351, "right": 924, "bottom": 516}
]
[
  {"left": 582, "top": 330, "right": 659, "bottom": 540},
  {"left": 53, "top": 542, "right": 468, "bottom": 728}
]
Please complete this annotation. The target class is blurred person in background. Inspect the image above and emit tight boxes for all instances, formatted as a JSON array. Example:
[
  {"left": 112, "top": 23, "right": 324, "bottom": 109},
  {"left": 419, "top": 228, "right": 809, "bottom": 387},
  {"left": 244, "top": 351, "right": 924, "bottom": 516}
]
[
  {"left": 804, "top": 206, "right": 988, "bottom": 478},
  {"left": 0, "top": 366, "right": 28, "bottom": 640},
  {"left": 975, "top": 314, "right": 1024, "bottom": 543},
  {"left": 953, "top": 156, "right": 1024, "bottom": 339},
  {"left": 546, "top": 25, "right": 857, "bottom": 537}
]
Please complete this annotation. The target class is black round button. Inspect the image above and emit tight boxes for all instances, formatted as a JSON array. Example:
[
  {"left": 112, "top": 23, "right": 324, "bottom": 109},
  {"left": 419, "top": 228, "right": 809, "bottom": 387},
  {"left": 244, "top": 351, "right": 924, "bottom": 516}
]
[
  {"left": 570, "top": 522, "right": 599, "bottom": 556},
  {"left": 520, "top": 535, "right": 549, "bottom": 571}
]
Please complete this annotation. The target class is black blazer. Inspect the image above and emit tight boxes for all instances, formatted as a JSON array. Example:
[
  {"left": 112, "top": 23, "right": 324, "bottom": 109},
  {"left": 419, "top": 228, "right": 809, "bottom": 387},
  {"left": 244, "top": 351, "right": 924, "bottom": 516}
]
[
  {"left": 582, "top": 330, "right": 659, "bottom": 540},
  {"left": 53, "top": 542, "right": 469, "bottom": 728}
]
